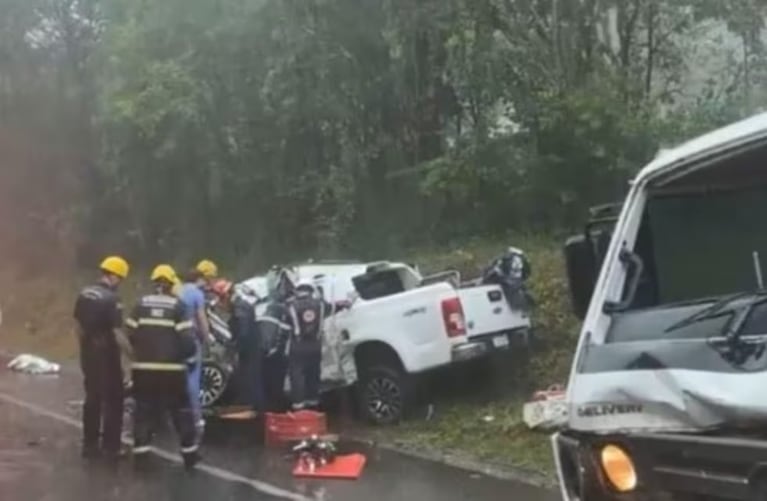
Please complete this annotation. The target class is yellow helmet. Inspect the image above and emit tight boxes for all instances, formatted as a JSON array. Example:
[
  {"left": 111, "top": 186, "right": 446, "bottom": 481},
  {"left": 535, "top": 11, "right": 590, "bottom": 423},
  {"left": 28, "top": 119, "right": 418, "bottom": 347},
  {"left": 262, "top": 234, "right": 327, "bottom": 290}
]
[
  {"left": 150, "top": 264, "right": 178, "bottom": 284},
  {"left": 196, "top": 259, "right": 218, "bottom": 279},
  {"left": 100, "top": 256, "right": 130, "bottom": 279}
]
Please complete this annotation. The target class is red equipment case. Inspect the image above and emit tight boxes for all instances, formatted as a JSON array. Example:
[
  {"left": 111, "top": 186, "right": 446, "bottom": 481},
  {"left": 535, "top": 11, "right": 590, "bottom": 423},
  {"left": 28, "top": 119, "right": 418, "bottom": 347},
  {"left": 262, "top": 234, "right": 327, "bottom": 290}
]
[{"left": 264, "top": 411, "right": 327, "bottom": 446}]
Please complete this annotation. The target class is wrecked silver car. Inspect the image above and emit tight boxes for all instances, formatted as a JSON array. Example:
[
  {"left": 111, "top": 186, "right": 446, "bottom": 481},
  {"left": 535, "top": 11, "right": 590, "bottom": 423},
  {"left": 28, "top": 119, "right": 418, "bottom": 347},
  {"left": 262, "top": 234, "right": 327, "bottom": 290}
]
[{"left": 555, "top": 112, "right": 767, "bottom": 500}]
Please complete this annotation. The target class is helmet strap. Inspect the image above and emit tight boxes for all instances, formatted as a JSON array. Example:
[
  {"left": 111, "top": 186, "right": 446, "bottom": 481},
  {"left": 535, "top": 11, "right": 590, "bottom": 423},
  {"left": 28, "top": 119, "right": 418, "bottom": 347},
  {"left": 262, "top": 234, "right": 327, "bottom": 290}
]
[
  {"left": 154, "top": 279, "right": 173, "bottom": 294},
  {"left": 101, "top": 273, "right": 120, "bottom": 289}
]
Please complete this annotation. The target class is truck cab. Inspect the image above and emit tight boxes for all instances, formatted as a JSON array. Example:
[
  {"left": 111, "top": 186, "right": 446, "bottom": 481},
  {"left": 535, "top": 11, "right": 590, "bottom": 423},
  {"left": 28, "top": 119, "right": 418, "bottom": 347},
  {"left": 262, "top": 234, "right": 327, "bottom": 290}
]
[{"left": 554, "top": 112, "right": 767, "bottom": 500}]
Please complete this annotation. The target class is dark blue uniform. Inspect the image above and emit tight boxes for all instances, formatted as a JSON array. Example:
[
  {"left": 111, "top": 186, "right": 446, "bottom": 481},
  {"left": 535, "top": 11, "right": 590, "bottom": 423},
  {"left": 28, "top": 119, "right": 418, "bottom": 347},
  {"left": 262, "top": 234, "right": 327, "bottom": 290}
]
[
  {"left": 73, "top": 281, "right": 124, "bottom": 457},
  {"left": 229, "top": 294, "right": 265, "bottom": 412},
  {"left": 257, "top": 301, "right": 292, "bottom": 411},
  {"left": 125, "top": 292, "right": 199, "bottom": 468},
  {"left": 287, "top": 294, "right": 335, "bottom": 410}
]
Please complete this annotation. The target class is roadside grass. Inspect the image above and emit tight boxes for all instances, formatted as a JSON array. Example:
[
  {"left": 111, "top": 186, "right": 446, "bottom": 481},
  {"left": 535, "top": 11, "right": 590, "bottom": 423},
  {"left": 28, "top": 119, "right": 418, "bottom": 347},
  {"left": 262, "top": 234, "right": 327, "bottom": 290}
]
[
  {"left": 0, "top": 266, "right": 155, "bottom": 361},
  {"left": 0, "top": 233, "right": 579, "bottom": 480},
  {"left": 361, "top": 398, "right": 556, "bottom": 479}
]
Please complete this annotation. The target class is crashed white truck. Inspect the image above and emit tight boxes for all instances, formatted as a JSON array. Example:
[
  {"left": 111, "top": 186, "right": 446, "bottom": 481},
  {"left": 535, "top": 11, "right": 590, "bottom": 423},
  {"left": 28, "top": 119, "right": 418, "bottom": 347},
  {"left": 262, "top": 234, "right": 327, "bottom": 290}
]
[
  {"left": 554, "top": 112, "right": 767, "bottom": 500},
  {"left": 204, "top": 256, "right": 533, "bottom": 425}
]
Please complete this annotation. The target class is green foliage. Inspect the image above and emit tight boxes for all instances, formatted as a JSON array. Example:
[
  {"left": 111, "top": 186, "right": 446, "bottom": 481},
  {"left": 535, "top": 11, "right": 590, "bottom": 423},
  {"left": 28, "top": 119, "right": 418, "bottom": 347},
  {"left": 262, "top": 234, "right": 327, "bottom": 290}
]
[{"left": 4, "top": 0, "right": 767, "bottom": 269}]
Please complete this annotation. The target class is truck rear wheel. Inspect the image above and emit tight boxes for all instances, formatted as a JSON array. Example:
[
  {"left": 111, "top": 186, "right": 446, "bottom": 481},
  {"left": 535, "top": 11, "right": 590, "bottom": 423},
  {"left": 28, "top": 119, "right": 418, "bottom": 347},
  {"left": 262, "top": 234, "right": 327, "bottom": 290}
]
[{"left": 357, "top": 365, "right": 411, "bottom": 425}]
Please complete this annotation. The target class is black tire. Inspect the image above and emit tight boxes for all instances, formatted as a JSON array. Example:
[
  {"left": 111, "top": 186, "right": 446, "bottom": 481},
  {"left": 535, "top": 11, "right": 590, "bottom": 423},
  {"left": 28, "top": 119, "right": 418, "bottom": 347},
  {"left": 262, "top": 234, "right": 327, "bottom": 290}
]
[
  {"left": 356, "top": 365, "right": 411, "bottom": 425},
  {"left": 200, "top": 361, "right": 229, "bottom": 408}
]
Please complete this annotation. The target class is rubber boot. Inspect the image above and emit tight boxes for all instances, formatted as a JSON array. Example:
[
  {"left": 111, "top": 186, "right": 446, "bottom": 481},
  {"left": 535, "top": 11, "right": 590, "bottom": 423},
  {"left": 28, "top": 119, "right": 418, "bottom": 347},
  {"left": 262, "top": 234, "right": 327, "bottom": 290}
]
[{"left": 183, "top": 451, "right": 201, "bottom": 472}]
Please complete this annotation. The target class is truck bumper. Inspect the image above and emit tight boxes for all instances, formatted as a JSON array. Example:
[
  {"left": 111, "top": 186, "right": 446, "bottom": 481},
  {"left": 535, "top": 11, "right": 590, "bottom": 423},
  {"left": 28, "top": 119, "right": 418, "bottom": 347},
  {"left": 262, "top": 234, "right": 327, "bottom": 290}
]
[
  {"left": 455, "top": 327, "right": 531, "bottom": 362},
  {"left": 554, "top": 429, "right": 767, "bottom": 500},
  {"left": 450, "top": 341, "right": 489, "bottom": 362}
]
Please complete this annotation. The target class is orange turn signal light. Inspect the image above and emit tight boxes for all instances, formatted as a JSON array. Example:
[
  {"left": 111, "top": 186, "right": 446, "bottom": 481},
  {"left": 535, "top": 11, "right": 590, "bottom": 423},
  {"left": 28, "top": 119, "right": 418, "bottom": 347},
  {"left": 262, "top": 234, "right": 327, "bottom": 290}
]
[{"left": 600, "top": 444, "right": 637, "bottom": 492}]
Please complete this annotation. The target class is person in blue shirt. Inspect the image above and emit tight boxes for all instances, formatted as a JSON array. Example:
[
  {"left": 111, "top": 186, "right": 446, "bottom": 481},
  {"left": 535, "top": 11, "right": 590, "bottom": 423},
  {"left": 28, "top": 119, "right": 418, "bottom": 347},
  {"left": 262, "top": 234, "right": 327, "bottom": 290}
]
[{"left": 178, "top": 269, "right": 211, "bottom": 438}]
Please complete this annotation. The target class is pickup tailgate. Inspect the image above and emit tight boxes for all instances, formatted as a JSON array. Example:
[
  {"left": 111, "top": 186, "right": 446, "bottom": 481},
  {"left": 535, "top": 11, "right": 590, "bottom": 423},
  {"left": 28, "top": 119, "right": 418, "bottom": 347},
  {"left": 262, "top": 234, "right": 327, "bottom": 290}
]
[{"left": 457, "top": 285, "right": 530, "bottom": 340}]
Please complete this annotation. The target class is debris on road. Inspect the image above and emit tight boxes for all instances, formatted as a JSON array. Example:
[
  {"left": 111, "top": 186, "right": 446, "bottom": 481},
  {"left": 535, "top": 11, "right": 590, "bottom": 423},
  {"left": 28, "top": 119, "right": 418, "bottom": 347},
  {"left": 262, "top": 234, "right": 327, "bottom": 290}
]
[
  {"left": 7, "top": 354, "right": 60, "bottom": 375},
  {"left": 292, "top": 435, "right": 338, "bottom": 472},
  {"left": 293, "top": 450, "right": 367, "bottom": 480},
  {"left": 522, "top": 384, "right": 567, "bottom": 431}
]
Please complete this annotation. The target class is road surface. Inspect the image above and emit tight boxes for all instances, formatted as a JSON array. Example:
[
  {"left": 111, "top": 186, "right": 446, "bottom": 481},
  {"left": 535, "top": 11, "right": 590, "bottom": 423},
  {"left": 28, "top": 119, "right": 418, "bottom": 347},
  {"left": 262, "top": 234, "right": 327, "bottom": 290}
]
[{"left": 0, "top": 362, "right": 560, "bottom": 501}]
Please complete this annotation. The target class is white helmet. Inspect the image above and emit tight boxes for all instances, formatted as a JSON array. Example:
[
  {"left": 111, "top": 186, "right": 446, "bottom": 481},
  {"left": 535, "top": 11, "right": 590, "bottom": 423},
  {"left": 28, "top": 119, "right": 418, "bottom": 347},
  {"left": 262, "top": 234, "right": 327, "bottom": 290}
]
[{"left": 295, "top": 279, "right": 318, "bottom": 298}]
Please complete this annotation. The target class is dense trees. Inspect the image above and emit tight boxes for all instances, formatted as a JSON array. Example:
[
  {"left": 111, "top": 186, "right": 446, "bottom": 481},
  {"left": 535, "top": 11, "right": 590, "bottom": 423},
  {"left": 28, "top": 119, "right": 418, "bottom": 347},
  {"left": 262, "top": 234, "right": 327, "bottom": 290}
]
[{"left": 1, "top": 0, "right": 767, "bottom": 270}]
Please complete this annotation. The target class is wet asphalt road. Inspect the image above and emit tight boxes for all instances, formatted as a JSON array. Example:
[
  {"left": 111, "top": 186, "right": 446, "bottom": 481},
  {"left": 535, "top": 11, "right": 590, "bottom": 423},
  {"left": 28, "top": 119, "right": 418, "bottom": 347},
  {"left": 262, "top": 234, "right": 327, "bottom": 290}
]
[{"left": 0, "top": 364, "right": 560, "bottom": 501}]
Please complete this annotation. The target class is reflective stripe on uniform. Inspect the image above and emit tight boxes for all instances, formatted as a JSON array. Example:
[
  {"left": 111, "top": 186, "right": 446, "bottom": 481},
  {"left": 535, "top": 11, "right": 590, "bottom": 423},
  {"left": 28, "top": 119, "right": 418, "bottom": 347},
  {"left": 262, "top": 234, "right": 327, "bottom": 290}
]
[
  {"left": 175, "top": 320, "right": 193, "bottom": 331},
  {"left": 131, "top": 362, "right": 185, "bottom": 371},
  {"left": 125, "top": 318, "right": 139, "bottom": 328},
  {"left": 257, "top": 316, "right": 291, "bottom": 331},
  {"left": 141, "top": 294, "right": 177, "bottom": 305},
  {"left": 137, "top": 318, "right": 175, "bottom": 328},
  {"left": 181, "top": 444, "right": 199, "bottom": 454},
  {"left": 133, "top": 446, "right": 151, "bottom": 454}
]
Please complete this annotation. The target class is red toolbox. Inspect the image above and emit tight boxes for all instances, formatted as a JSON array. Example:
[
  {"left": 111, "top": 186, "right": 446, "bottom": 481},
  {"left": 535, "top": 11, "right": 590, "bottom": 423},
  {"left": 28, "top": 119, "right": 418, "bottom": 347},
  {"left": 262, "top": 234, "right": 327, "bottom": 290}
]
[{"left": 264, "top": 411, "right": 327, "bottom": 446}]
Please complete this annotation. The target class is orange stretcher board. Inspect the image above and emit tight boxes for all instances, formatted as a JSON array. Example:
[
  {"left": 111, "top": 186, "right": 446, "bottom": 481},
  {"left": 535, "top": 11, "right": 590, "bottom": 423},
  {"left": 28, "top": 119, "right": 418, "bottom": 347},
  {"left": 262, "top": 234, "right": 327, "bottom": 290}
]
[{"left": 292, "top": 453, "right": 367, "bottom": 480}]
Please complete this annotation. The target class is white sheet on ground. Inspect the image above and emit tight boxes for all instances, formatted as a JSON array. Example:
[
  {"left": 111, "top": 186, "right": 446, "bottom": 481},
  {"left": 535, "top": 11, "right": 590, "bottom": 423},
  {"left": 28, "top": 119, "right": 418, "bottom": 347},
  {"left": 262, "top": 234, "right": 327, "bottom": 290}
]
[{"left": 7, "top": 354, "right": 61, "bottom": 375}]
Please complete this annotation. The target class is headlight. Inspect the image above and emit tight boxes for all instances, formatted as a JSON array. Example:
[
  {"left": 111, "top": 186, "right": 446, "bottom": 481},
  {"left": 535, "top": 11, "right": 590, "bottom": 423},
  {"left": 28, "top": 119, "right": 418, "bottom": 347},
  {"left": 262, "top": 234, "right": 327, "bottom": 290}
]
[{"left": 600, "top": 444, "right": 637, "bottom": 492}]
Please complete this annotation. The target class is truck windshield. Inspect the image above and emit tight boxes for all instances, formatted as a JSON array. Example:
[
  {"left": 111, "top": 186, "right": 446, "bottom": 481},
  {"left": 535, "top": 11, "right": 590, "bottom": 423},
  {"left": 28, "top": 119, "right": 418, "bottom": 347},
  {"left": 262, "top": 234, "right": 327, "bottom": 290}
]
[{"left": 606, "top": 150, "right": 767, "bottom": 342}]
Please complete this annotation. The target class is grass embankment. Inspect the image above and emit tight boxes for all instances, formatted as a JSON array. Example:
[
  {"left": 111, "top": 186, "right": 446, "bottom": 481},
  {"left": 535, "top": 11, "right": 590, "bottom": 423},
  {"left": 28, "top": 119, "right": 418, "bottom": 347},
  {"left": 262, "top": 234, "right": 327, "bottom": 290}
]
[
  {"left": 0, "top": 270, "right": 152, "bottom": 361},
  {"left": 0, "top": 234, "right": 579, "bottom": 480}
]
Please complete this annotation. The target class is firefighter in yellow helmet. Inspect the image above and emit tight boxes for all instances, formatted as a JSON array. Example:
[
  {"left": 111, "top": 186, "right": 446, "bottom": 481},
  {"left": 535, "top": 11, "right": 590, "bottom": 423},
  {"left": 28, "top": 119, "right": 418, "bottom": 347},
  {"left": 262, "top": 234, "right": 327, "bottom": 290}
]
[
  {"left": 73, "top": 256, "right": 130, "bottom": 461},
  {"left": 125, "top": 264, "right": 200, "bottom": 470},
  {"left": 196, "top": 259, "right": 218, "bottom": 282}
]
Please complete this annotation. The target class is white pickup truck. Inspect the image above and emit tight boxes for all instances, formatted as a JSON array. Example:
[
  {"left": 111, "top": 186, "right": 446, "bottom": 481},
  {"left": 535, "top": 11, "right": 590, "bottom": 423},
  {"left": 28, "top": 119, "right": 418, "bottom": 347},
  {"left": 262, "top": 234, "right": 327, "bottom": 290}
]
[{"left": 240, "top": 258, "right": 533, "bottom": 425}]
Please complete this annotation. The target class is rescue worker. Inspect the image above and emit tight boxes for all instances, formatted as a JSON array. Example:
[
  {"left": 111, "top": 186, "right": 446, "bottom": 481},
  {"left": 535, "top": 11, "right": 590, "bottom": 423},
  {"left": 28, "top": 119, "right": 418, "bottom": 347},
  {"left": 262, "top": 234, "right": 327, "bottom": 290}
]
[
  {"left": 73, "top": 256, "right": 130, "bottom": 460},
  {"left": 178, "top": 269, "right": 212, "bottom": 438},
  {"left": 286, "top": 280, "right": 350, "bottom": 411},
  {"left": 212, "top": 280, "right": 265, "bottom": 413},
  {"left": 259, "top": 269, "right": 299, "bottom": 411},
  {"left": 125, "top": 265, "right": 200, "bottom": 470},
  {"left": 259, "top": 298, "right": 292, "bottom": 411},
  {"left": 196, "top": 259, "right": 219, "bottom": 292}
]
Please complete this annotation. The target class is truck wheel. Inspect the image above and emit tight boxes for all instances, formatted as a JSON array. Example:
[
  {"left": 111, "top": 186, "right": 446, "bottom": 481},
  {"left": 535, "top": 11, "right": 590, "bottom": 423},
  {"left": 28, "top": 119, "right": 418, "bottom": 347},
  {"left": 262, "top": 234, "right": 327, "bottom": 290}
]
[
  {"left": 200, "top": 362, "right": 228, "bottom": 407},
  {"left": 357, "top": 366, "right": 410, "bottom": 425}
]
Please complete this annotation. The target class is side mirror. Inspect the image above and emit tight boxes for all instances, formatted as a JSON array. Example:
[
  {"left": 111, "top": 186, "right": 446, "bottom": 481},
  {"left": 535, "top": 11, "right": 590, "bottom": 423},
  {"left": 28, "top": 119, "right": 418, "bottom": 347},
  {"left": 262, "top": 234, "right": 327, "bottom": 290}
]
[
  {"left": 564, "top": 228, "right": 613, "bottom": 319},
  {"left": 564, "top": 235, "right": 597, "bottom": 320}
]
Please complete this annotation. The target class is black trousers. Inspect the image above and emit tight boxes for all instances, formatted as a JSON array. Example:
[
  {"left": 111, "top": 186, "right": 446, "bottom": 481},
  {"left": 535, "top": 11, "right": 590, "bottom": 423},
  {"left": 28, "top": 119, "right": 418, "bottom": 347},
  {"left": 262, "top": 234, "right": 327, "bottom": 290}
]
[
  {"left": 288, "top": 341, "right": 322, "bottom": 410},
  {"left": 263, "top": 354, "right": 288, "bottom": 412},
  {"left": 132, "top": 369, "right": 197, "bottom": 458},
  {"left": 237, "top": 334, "right": 265, "bottom": 412},
  {"left": 80, "top": 339, "right": 124, "bottom": 454}
]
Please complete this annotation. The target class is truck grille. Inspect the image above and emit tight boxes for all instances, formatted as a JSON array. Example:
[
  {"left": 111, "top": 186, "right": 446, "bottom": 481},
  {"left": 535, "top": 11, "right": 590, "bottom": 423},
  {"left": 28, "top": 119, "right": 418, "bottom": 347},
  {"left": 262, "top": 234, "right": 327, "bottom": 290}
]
[
  {"left": 642, "top": 432, "right": 767, "bottom": 500},
  {"left": 557, "top": 431, "right": 767, "bottom": 500}
]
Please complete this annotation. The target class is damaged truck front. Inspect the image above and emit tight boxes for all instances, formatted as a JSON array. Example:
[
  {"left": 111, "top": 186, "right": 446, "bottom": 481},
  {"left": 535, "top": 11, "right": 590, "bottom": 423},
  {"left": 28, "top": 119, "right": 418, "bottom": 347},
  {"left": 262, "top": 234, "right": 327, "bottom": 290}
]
[{"left": 554, "top": 112, "right": 767, "bottom": 501}]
